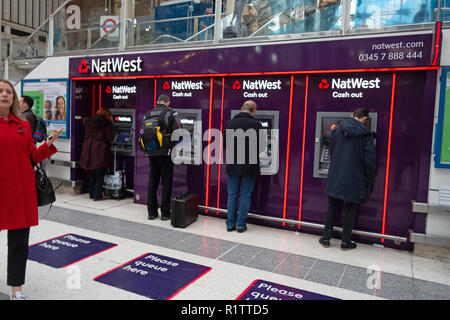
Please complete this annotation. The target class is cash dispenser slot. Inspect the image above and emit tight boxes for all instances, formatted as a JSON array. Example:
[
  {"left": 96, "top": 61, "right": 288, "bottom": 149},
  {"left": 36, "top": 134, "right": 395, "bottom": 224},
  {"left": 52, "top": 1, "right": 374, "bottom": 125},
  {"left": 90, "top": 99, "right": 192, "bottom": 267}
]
[{"left": 313, "top": 111, "right": 377, "bottom": 178}]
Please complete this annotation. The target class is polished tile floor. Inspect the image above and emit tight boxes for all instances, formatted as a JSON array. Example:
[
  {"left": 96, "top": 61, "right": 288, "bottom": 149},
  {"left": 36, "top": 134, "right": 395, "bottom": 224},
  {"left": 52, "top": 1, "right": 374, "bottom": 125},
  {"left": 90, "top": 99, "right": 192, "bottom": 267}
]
[{"left": 0, "top": 192, "right": 449, "bottom": 300}]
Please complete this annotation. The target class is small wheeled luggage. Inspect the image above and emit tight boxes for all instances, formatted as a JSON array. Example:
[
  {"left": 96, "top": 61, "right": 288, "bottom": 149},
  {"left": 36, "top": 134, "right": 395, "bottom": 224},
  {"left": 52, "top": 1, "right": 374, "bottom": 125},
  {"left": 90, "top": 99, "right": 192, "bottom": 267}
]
[
  {"left": 103, "top": 145, "right": 125, "bottom": 200},
  {"left": 171, "top": 192, "right": 200, "bottom": 228}
]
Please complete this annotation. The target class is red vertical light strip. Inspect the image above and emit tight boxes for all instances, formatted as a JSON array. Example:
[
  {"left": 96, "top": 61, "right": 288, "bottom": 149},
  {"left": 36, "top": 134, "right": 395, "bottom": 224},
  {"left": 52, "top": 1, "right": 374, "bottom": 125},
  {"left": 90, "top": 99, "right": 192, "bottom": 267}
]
[
  {"left": 154, "top": 79, "right": 157, "bottom": 108},
  {"left": 282, "top": 75, "right": 295, "bottom": 226},
  {"left": 99, "top": 84, "right": 102, "bottom": 109},
  {"left": 297, "top": 75, "right": 309, "bottom": 229},
  {"left": 432, "top": 21, "right": 442, "bottom": 66},
  {"left": 92, "top": 83, "right": 96, "bottom": 118},
  {"left": 216, "top": 77, "right": 225, "bottom": 214},
  {"left": 205, "top": 78, "right": 214, "bottom": 212},
  {"left": 381, "top": 73, "right": 396, "bottom": 243}
]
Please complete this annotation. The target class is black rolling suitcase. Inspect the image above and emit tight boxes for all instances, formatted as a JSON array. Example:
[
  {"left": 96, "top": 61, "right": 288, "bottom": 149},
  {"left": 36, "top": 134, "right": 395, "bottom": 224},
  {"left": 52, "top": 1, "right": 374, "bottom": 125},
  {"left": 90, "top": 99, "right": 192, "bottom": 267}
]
[{"left": 171, "top": 192, "right": 200, "bottom": 228}]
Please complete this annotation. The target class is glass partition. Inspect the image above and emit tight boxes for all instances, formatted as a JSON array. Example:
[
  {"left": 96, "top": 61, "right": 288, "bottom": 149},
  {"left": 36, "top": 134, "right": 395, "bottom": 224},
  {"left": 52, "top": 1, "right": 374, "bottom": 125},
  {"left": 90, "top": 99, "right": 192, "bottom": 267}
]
[
  {"left": 53, "top": 0, "right": 121, "bottom": 53},
  {"left": 350, "top": 0, "right": 439, "bottom": 30},
  {"left": 128, "top": 0, "right": 219, "bottom": 46},
  {"left": 251, "top": 0, "right": 342, "bottom": 37}
]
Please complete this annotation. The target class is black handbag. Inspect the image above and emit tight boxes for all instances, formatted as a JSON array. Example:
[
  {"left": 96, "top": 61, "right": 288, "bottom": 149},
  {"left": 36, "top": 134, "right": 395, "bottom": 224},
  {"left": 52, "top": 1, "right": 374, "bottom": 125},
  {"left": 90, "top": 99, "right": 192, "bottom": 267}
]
[{"left": 34, "top": 162, "right": 56, "bottom": 207}]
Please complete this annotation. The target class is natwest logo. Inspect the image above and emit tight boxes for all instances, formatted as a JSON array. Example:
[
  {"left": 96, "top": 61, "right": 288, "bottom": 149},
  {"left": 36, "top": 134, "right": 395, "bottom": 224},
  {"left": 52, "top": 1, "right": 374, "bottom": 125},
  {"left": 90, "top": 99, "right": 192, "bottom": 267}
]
[
  {"left": 111, "top": 85, "right": 136, "bottom": 94},
  {"left": 242, "top": 79, "right": 282, "bottom": 90},
  {"left": 78, "top": 59, "right": 89, "bottom": 74},
  {"left": 318, "top": 79, "right": 329, "bottom": 89},
  {"left": 165, "top": 80, "right": 203, "bottom": 90},
  {"left": 90, "top": 56, "right": 143, "bottom": 73},
  {"left": 331, "top": 77, "right": 381, "bottom": 89}
]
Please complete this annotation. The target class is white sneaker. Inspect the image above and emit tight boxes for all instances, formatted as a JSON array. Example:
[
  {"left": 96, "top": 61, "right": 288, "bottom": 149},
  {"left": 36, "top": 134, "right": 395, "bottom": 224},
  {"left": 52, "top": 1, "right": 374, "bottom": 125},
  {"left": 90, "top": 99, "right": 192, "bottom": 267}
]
[{"left": 10, "top": 291, "right": 26, "bottom": 300}]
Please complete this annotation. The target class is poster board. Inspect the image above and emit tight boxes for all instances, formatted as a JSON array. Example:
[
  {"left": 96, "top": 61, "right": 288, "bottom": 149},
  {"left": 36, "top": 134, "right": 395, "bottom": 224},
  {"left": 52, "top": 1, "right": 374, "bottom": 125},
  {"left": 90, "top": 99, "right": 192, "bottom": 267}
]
[
  {"left": 435, "top": 68, "right": 450, "bottom": 168},
  {"left": 21, "top": 78, "right": 70, "bottom": 139}
]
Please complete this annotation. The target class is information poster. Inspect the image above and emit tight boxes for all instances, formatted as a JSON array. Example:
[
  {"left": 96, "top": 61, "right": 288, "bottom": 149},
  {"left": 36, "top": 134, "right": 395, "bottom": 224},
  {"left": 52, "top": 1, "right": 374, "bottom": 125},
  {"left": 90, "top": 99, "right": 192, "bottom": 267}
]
[
  {"left": 435, "top": 68, "right": 450, "bottom": 168},
  {"left": 22, "top": 79, "right": 70, "bottom": 139}
]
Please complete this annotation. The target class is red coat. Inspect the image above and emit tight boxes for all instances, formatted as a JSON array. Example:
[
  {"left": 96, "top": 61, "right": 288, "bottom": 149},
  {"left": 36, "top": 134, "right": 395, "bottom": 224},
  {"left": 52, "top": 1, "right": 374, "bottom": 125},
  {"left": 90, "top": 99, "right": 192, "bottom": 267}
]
[{"left": 0, "top": 113, "right": 57, "bottom": 230}]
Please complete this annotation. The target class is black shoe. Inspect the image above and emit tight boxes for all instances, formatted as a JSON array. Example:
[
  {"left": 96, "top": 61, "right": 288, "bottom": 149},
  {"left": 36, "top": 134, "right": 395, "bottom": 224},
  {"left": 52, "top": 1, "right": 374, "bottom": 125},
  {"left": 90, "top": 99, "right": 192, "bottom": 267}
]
[
  {"left": 227, "top": 225, "right": 236, "bottom": 232},
  {"left": 341, "top": 241, "right": 357, "bottom": 251},
  {"left": 161, "top": 215, "right": 171, "bottom": 221},
  {"left": 237, "top": 226, "right": 247, "bottom": 233},
  {"left": 148, "top": 215, "right": 158, "bottom": 220},
  {"left": 319, "top": 237, "right": 330, "bottom": 248}
]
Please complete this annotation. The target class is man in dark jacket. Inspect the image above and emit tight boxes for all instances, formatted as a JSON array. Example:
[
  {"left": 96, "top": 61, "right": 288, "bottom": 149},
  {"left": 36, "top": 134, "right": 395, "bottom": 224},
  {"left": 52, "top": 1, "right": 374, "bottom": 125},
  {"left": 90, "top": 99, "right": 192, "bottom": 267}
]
[
  {"left": 224, "top": 100, "right": 264, "bottom": 233},
  {"left": 146, "top": 94, "right": 181, "bottom": 221},
  {"left": 319, "top": 107, "right": 376, "bottom": 250},
  {"left": 19, "top": 95, "right": 37, "bottom": 136}
]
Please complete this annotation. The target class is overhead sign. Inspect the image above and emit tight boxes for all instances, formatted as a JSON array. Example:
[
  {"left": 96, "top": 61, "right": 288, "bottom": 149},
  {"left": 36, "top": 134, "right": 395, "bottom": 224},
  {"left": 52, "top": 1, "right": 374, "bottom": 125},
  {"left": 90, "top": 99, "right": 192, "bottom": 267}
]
[
  {"left": 94, "top": 252, "right": 211, "bottom": 300},
  {"left": 28, "top": 233, "right": 117, "bottom": 268},
  {"left": 237, "top": 279, "right": 339, "bottom": 300},
  {"left": 100, "top": 16, "right": 119, "bottom": 38}
]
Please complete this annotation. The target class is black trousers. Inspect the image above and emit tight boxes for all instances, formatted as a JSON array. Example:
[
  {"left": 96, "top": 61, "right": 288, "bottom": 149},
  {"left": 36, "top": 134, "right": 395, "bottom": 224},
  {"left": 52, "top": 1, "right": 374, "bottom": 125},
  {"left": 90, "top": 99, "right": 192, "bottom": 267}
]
[
  {"left": 147, "top": 156, "right": 174, "bottom": 217},
  {"left": 2, "top": 228, "right": 30, "bottom": 286},
  {"left": 89, "top": 167, "right": 106, "bottom": 200},
  {"left": 322, "top": 196, "right": 358, "bottom": 243}
]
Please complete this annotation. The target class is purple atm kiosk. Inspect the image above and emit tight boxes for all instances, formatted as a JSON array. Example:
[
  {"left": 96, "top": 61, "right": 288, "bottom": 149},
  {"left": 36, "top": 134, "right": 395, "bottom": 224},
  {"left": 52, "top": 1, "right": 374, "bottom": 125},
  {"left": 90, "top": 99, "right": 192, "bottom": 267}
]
[{"left": 69, "top": 32, "right": 439, "bottom": 250}]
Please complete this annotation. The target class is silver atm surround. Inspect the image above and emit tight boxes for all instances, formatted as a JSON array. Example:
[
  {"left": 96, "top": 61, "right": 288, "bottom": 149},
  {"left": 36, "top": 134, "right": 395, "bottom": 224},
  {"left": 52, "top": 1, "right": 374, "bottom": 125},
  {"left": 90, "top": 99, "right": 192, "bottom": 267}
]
[
  {"left": 171, "top": 108, "right": 202, "bottom": 165},
  {"left": 313, "top": 111, "right": 377, "bottom": 179},
  {"left": 110, "top": 108, "right": 136, "bottom": 157},
  {"left": 230, "top": 110, "right": 279, "bottom": 176}
]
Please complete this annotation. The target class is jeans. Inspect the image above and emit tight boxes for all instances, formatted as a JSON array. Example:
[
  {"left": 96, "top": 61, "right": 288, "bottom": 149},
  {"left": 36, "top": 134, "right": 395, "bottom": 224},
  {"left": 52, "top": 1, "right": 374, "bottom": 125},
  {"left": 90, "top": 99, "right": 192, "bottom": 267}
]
[
  {"left": 89, "top": 168, "right": 106, "bottom": 200},
  {"left": 322, "top": 196, "right": 358, "bottom": 243},
  {"left": 226, "top": 175, "right": 256, "bottom": 229}
]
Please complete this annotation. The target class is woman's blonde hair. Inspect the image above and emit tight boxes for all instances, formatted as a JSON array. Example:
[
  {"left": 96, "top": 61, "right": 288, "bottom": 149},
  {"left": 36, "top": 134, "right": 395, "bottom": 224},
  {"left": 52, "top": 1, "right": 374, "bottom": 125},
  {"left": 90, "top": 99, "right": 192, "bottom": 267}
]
[{"left": 0, "top": 79, "right": 24, "bottom": 120}]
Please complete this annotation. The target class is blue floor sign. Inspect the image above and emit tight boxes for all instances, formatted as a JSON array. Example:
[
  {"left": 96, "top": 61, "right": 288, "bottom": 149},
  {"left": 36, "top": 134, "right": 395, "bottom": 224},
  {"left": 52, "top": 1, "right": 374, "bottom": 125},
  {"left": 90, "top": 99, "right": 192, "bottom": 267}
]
[
  {"left": 237, "top": 279, "right": 339, "bottom": 300},
  {"left": 28, "top": 233, "right": 117, "bottom": 268},
  {"left": 94, "top": 252, "right": 211, "bottom": 300}
]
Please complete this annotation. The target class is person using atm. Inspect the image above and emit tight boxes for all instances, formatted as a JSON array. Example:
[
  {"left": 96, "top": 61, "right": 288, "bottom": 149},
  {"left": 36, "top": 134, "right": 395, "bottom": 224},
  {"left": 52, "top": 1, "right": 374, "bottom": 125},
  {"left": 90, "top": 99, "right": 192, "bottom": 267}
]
[
  {"left": 319, "top": 107, "right": 376, "bottom": 251},
  {"left": 224, "top": 100, "right": 264, "bottom": 233}
]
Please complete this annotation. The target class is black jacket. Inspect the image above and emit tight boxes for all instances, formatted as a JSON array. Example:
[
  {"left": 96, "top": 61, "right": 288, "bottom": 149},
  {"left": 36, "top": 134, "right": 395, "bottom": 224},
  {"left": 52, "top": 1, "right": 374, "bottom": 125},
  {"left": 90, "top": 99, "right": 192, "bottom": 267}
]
[
  {"left": 22, "top": 109, "right": 37, "bottom": 136},
  {"left": 325, "top": 118, "right": 376, "bottom": 204},
  {"left": 143, "top": 104, "right": 181, "bottom": 156},
  {"left": 224, "top": 112, "right": 264, "bottom": 178}
]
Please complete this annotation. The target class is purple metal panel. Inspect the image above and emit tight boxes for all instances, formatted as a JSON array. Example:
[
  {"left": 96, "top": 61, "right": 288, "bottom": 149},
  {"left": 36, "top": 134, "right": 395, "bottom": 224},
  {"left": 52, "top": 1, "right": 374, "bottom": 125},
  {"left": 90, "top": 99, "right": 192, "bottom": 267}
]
[{"left": 69, "top": 34, "right": 433, "bottom": 78}]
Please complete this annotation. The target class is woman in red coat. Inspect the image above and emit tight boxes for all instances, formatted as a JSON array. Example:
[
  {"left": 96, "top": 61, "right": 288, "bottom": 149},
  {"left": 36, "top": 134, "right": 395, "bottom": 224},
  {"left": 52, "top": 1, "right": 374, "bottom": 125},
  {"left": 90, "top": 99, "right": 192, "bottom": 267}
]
[{"left": 0, "top": 79, "right": 62, "bottom": 299}]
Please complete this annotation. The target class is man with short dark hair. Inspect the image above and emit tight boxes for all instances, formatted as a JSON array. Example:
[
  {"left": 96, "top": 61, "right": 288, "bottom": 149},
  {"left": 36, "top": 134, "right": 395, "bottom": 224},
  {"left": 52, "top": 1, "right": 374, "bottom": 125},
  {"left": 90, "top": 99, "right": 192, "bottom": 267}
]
[
  {"left": 146, "top": 94, "right": 181, "bottom": 221},
  {"left": 319, "top": 107, "right": 376, "bottom": 250},
  {"left": 19, "top": 95, "right": 37, "bottom": 135},
  {"left": 224, "top": 100, "right": 263, "bottom": 233}
]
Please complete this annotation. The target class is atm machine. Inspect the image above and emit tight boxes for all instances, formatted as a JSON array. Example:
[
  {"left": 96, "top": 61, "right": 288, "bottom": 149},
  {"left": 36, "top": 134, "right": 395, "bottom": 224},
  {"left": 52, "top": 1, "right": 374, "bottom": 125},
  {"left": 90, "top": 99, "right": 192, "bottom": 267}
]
[
  {"left": 230, "top": 110, "right": 279, "bottom": 175},
  {"left": 110, "top": 108, "right": 136, "bottom": 156},
  {"left": 172, "top": 108, "right": 202, "bottom": 165},
  {"left": 313, "top": 111, "right": 377, "bottom": 178}
]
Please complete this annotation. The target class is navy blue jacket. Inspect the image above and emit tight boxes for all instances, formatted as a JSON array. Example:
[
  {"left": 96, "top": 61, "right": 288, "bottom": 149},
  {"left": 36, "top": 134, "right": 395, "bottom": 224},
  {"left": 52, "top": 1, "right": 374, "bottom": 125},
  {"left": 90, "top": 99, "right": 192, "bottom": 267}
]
[
  {"left": 325, "top": 118, "right": 376, "bottom": 204},
  {"left": 224, "top": 112, "right": 263, "bottom": 178}
]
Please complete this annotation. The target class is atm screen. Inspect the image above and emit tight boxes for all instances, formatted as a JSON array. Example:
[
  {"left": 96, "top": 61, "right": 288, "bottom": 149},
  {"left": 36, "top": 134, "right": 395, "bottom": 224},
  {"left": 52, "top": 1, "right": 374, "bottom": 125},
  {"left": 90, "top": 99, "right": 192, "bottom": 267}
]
[
  {"left": 116, "top": 131, "right": 131, "bottom": 143},
  {"left": 322, "top": 118, "right": 343, "bottom": 136}
]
